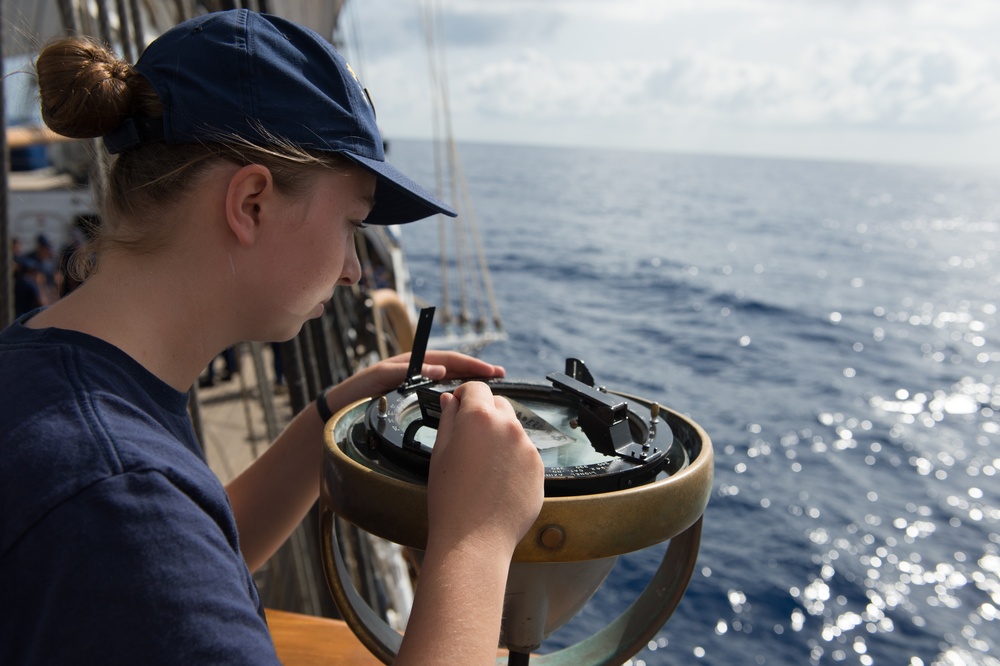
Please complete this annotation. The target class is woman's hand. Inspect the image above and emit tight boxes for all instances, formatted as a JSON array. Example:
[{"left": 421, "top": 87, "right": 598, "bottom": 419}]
[
  {"left": 324, "top": 351, "right": 504, "bottom": 414},
  {"left": 426, "top": 381, "right": 544, "bottom": 557}
]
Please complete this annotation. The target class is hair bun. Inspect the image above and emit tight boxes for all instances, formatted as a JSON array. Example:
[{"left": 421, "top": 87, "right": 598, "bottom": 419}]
[{"left": 36, "top": 38, "right": 137, "bottom": 139}]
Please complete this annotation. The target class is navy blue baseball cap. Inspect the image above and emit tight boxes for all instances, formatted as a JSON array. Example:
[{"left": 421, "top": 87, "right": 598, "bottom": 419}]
[{"left": 104, "top": 9, "right": 455, "bottom": 225}]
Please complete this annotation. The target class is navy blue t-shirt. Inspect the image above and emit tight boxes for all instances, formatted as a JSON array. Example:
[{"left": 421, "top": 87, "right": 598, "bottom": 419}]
[{"left": 0, "top": 314, "right": 280, "bottom": 664}]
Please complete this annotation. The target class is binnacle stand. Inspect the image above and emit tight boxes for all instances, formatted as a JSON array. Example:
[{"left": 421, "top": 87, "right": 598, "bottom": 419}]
[{"left": 319, "top": 308, "right": 714, "bottom": 664}]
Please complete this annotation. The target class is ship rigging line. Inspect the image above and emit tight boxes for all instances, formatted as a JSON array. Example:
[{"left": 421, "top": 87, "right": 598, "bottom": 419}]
[{"left": 420, "top": 0, "right": 504, "bottom": 337}]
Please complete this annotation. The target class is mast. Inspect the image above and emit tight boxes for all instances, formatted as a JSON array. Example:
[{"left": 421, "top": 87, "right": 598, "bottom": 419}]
[{"left": 1, "top": 0, "right": 11, "bottom": 328}]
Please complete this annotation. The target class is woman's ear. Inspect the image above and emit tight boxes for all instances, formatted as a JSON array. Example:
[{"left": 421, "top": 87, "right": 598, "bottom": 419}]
[{"left": 225, "top": 164, "right": 274, "bottom": 246}]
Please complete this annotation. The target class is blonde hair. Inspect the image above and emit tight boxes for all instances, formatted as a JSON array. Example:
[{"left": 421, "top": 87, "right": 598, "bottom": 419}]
[{"left": 36, "top": 36, "right": 355, "bottom": 280}]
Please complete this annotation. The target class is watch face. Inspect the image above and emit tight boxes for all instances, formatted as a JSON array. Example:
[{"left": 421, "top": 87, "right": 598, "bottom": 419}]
[{"left": 356, "top": 379, "right": 681, "bottom": 496}]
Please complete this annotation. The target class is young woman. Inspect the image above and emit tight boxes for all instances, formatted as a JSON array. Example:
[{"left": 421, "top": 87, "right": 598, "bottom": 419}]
[{"left": 0, "top": 9, "right": 543, "bottom": 664}]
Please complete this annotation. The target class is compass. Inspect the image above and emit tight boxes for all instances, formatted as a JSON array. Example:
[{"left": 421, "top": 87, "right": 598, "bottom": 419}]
[
  {"left": 359, "top": 369, "right": 684, "bottom": 498},
  {"left": 320, "top": 308, "right": 714, "bottom": 664}
]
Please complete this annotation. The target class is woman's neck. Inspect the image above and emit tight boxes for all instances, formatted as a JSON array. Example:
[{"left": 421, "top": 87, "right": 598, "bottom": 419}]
[{"left": 26, "top": 251, "right": 232, "bottom": 392}]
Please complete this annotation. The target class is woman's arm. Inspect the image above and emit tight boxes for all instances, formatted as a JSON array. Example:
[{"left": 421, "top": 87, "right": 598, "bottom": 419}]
[
  {"left": 224, "top": 351, "right": 506, "bottom": 572},
  {"left": 395, "top": 382, "right": 544, "bottom": 665}
]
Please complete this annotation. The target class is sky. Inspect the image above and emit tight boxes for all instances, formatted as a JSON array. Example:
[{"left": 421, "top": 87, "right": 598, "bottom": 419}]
[{"left": 341, "top": 0, "right": 1000, "bottom": 168}]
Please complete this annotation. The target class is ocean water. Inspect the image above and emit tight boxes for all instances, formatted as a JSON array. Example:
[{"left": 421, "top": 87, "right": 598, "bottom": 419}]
[{"left": 389, "top": 139, "right": 1000, "bottom": 665}]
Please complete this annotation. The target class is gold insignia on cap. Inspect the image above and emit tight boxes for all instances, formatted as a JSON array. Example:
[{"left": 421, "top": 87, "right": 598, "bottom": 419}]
[
  {"left": 345, "top": 61, "right": 361, "bottom": 84},
  {"left": 345, "top": 61, "right": 375, "bottom": 116}
]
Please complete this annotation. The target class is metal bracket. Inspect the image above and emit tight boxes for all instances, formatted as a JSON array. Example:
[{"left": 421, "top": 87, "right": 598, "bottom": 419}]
[
  {"left": 400, "top": 306, "right": 436, "bottom": 391},
  {"left": 547, "top": 371, "right": 635, "bottom": 457}
]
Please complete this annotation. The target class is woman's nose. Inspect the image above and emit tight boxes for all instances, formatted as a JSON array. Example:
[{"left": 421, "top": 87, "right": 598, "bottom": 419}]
[{"left": 339, "top": 240, "right": 363, "bottom": 285}]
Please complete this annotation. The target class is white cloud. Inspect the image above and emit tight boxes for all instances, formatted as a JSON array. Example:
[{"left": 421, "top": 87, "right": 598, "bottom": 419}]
[
  {"left": 347, "top": 0, "right": 1000, "bottom": 165},
  {"left": 796, "top": 40, "right": 1000, "bottom": 128},
  {"left": 444, "top": 38, "right": 1000, "bottom": 128}
]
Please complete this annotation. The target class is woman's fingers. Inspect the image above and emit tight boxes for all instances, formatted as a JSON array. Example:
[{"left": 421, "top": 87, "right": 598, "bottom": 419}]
[
  {"left": 383, "top": 350, "right": 505, "bottom": 381},
  {"left": 427, "top": 381, "right": 543, "bottom": 555}
]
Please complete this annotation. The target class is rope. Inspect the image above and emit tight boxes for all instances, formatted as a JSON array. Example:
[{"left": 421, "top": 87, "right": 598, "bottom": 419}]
[{"left": 420, "top": 0, "right": 504, "bottom": 340}]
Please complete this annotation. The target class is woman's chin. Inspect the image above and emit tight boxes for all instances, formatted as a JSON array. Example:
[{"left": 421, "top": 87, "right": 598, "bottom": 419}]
[
  {"left": 268, "top": 313, "right": 317, "bottom": 343},
  {"left": 255, "top": 303, "right": 326, "bottom": 343}
]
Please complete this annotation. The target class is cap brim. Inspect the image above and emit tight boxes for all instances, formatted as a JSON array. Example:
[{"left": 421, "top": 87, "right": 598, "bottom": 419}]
[{"left": 343, "top": 153, "right": 457, "bottom": 225}]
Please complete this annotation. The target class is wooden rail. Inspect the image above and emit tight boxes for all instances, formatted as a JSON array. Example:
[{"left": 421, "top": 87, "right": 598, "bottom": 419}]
[
  {"left": 266, "top": 608, "right": 383, "bottom": 665},
  {"left": 5, "top": 125, "right": 71, "bottom": 149}
]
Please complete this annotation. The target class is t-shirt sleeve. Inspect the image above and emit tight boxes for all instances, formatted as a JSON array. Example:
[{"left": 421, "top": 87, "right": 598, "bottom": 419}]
[{"left": 1, "top": 470, "right": 280, "bottom": 665}]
